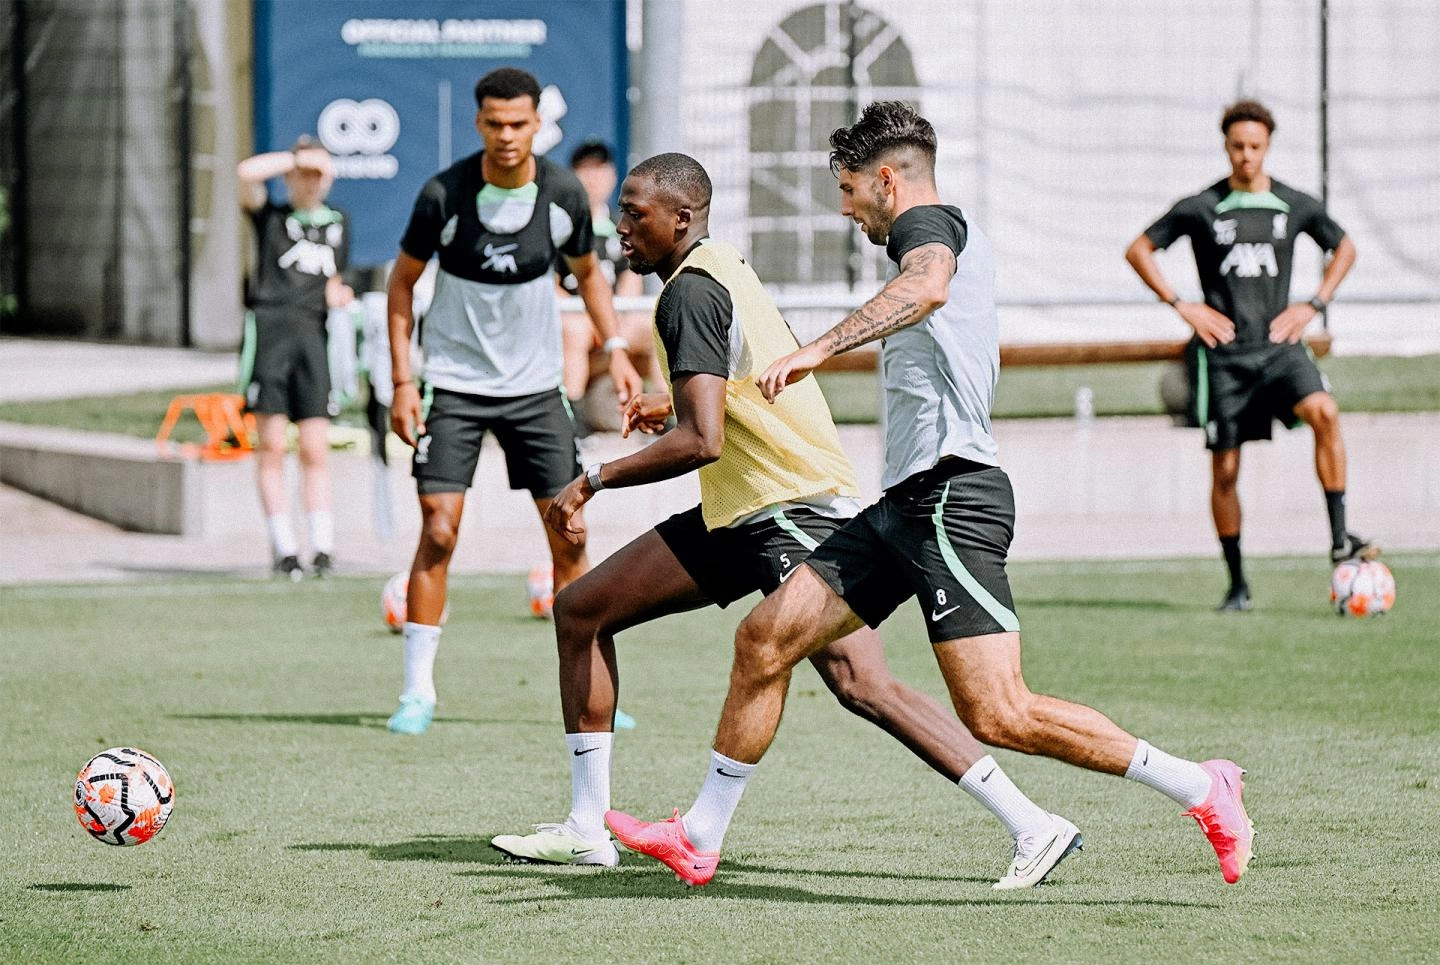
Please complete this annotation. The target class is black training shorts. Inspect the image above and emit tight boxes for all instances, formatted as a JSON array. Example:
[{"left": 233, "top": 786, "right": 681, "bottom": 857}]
[
  {"left": 245, "top": 307, "right": 334, "bottom": 421},
  {"left": 656, "top": 504, "right": 846, "bottom": 607},
  {"left": 805, "top": 459, "right": 1020, "bottom": 643},
  {"left": 1194, "top": 341, "right": 1329, "bottom": 451},
  {"left": 412, "top": 386, "right": 580, "bottom": 498}
]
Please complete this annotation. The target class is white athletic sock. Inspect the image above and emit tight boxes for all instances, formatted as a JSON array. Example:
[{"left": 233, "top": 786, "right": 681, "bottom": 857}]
[
  {"left": 682, "top": 750, "right": 756, "bottom": 852},
  {"left": 307, "top": 510, "right": 334, "bottom": 555},
  {"left": 1125, "top": 739, "right": 1211, "bottom": 808},
  {"left": 958, "top": 755, "right": 1053, "bottom": 840},
  {"left": 400, "top": 622, "right": 442, "bottom": 702},
  {"left": 564, "top": 732, "right": 613, "bottom": 840},
  {"left": 266, "top": 514, "right": 298, "bottom": 558}
]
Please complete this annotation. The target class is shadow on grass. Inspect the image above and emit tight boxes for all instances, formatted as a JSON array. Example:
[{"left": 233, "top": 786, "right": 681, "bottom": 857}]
[
  {"left": 28, "top": 883, "right": 131, "bottom": 893},
  {"left": 168, "top": 712, "right": 531, "bottom": 729},
  {"left": 462, "top": 863, "right": 1222, "bottom": 909},
  {"left": 290, "top": 835, "right": 512, "bottom": 864},
  {"left": 289, "top": 836, "right": 1220, "bottom": 909}
]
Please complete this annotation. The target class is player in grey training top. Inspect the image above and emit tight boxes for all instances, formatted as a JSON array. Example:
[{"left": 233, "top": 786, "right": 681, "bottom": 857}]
[
  {"left": 874, "top": 204, "right": 999, "bottom": 487},
  {"left": 607, "top": 102, "right": 1255, "bottom": 892}
]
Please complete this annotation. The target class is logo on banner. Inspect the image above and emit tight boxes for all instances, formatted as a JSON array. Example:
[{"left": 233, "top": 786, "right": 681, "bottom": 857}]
[
  {"left": 318, "top": 98, "right": 401, "bottom": 180},
  {"left": 534, "top": 85, "right": 568, "bottom": 156}
]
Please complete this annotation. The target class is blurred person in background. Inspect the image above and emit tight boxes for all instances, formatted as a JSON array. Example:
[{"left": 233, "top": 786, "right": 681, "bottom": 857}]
[
  {"left": 557, "top": 140, "right": 663, "bottom": 434},
  {"left": 238, "top": 136, "right": 353, "bottom": 580},
  {"left": 1125, "top": 98, "right": 1370, "bottom": 612}
]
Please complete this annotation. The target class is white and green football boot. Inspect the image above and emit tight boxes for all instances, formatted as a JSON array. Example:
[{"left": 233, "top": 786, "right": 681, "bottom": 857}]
[{"left": 490, "top": 823, "right": 619, "bottom": 867}]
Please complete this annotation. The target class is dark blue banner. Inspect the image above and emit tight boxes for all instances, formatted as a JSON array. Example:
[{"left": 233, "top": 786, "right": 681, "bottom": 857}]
[{"left": 254, "top": 0, "right": 628, "bottom": 266}]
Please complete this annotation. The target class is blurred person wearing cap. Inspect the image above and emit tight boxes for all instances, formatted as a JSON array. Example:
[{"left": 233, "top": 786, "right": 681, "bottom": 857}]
[{"left": 238, "top": 136, "right": 354, "bottom": 581}]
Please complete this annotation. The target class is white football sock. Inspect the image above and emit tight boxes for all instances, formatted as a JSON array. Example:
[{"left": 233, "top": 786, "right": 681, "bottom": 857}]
[
  {"left": 400, "top": 622, "right": 442, "bottom": 702},
  {"left": 307, "top": 510, "right": 334, "bottom": 555},
  {"left": 266, "top": 514, "right": 298, "bottom": 558},
  {"left": 564, "top": 732, "right": 613, "bottom": 839},
  {"left": 682, "top": 750, "right": 756, "bottom": 852},
  {"left": 1125, "top": 739, "right": 1211, "bottom": 808},
  {"left": 958, "top": 755, "right": 1053, "bottom": 840}
]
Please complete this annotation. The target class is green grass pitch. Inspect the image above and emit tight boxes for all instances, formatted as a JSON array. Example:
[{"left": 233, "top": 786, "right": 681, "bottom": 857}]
[{"left": 2, "top": 557, "right": 1437, "bottom": 962}]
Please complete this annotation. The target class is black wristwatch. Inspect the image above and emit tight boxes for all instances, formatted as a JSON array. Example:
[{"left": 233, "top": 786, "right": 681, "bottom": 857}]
[{"left": 1308, "top": 295, "right": 1329, "bottom": 313}]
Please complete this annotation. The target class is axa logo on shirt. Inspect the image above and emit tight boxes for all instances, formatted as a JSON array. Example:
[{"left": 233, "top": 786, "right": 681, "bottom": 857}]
[
  {"left": 1219, "top": 242, "right": 1279, "bottom": 278},
  {"left": 481, "top": 242, "right": 519, "bottom": 274}
]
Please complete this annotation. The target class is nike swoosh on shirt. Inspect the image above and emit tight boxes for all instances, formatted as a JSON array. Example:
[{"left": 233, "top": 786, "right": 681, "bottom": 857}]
[
  {"left": 931, "top": 605, "right": 962, "bottom": 621},
  {"left": 778, "top": 567, "right": 796, "bottom": 583}
]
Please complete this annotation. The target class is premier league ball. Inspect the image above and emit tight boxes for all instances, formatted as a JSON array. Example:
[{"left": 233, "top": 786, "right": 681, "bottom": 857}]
[
  {"left": 381, "top": 571, "right": 409, "bottom": 633},
  {"left": 526, "top": 563, "right": 554, "bottom": 619},
  {"left": 1330, "top": 559, "right": 1396, "bottom": 617},
  {"left": 74, "top": 747, "right": 175, "bottom": 846}
]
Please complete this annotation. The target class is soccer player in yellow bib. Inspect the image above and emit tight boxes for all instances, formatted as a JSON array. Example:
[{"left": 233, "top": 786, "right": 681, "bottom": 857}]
[{"left": 490, "top": 153, "right": 1078, "bottom": 889}]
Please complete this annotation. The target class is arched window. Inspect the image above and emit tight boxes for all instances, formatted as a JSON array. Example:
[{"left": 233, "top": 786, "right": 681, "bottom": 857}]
[{"left": 748, "top": 2, "right": 920, "bottom": 288}]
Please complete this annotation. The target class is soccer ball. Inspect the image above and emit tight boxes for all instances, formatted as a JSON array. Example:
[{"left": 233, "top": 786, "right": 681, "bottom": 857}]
[
  {"left": 381, "top": 571, "right": 448, "bottom": 632},
  {"left": 382, "top": 571, "right": 409, "bottom": 632},
  {"left": 1330, "top": 559, "right": 1396, "bottom": 617},
  {"left": 526, "top": 563, "right": 554, "bottom": 619},
  {"left": 74, "top": 747, "right": 175, "bottom": 846}
]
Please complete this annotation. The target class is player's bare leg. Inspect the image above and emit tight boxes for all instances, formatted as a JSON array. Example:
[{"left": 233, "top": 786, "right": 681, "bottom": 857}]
[
  {"left": 932, "top": 631, "right": 1252, "bottom": 884},
  {"left": 388, "top": 490, "right": 464, "bottom": 734},
  {"left": 1211, "top": 448, "right": 1251, "bottom": 611},
  {"left": 535, "top": 496, "right": 589, "bottom": 593},
  {"left": 255, "top": 412, "right": 302, "bottom": 580},
  {"left": 1294, "top": 391, "right": 1375, "bottom": 563},
  {"left": 492, "top": 529, "right": 708, "bottom": 866},
  {"left": 808, "top": 627, "right": 986, "bottom": 779},
  {"left": 295, "top": 416, "right": 334, "bottom": 575}
]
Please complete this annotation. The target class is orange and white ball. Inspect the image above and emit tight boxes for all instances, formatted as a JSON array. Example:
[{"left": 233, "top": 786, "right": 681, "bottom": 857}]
[
  {"left": 527, "top": 563, "right": 554, "bottom": 619},
  {"left": 1330, "top": 559, "right": 1396, "bottom": 617},
  {"left": 74, "top": 747, "right": 175, "bottom": 846}
]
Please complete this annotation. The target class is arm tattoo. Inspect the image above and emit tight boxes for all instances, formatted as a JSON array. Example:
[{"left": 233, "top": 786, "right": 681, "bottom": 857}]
[{"left": 817, "top": 244, "right": 956, "bottom": 356}]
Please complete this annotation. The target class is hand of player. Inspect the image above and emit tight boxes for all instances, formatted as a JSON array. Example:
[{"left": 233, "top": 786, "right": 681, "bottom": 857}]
[
  {"left": 1268, "top": 303, "right": 1317, "bottom": 344},
  {"left": 543, "top": 476, "right": 590, "bottom": 544},
  {"left": 608, "top": 351, "right": 644, "bottom": 408},
  {"left": 756, "top": 342, "right": 829, "bottom": 403},
  {"left": 292, "top": 146, "right": 334, "bottom": 178},
  {"left": 389, "top": 382, "right": 424, "bottom": 447},
  {"left": 1176, "top": 302, "right": 1236, "bottom": 348},
  {"left": 621, "top": 392, "right": 673, "bottom": 437},
  {"left": 325, "top": 275, "right": 355, "bottom": 309}
]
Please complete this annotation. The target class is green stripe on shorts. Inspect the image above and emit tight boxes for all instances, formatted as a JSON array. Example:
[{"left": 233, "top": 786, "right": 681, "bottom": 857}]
[
  {"left": 932, "top": 481, "right": 1020, "bottom": 633},
  {"left": 771, "top": 508, "right": 820, "bottom": 551},
  {"left": 1195, "top": 346, "right": 1210, "bottom": 427}
]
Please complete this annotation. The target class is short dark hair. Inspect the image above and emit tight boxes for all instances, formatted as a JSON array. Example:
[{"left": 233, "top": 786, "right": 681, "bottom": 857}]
[
  {"left": 570, "top": 140, "right": 613, "bottom": 168},
  {"left": 628, "top": 152, "right": 712, "bottom": 209},
  {"left": 474, "top": 67, "right": 541, "bottom": 109},
  {"left": 829, "top": 101, "right": 936, "bottom": 174},
  {"left": 1221, "top": 99, "right": 1276, "bottom": 135}
]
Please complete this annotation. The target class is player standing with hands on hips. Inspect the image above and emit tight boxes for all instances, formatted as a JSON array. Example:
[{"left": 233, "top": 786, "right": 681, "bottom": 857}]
[
  {"left": 237, "top": 136, "right": 353, "bottom": 581},
  {"left": 1126, "top": 99, "right": 1372, "bottom": 612},
  {"left": 384, "top": 68, "right": 642, "bottom": 735},
  {"left": 607, "top": 102, "right": 1255, "bottom": 889}
]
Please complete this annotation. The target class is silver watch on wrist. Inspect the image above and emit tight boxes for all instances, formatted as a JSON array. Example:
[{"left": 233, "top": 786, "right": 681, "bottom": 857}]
[{"left": 584, "top": 462, "right": 606, "bottom": 492}]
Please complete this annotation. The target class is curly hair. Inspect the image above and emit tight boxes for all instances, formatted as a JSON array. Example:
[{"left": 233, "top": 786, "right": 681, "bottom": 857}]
[
  {"left": 829, "top": 100, "right": 936, "bottom": 174},
  {"left": 627, "top": 152, "right": 712, "bottom": 209},
  {"left": 1221, "top": 99, "right": 1276, "bottom": 135},
  {"left": 474, "top": 67, "right": 541, "bottom": 109}
]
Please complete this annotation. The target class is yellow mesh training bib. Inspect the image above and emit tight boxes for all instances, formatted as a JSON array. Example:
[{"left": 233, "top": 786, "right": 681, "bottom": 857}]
[{"left": 653, "top": 240, "right": 859, "bottom": 529}]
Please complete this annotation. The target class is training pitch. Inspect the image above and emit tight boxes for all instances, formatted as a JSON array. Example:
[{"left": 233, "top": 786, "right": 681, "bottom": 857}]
[{"left": 2, "top": 557, "right": 1437, "bottom": 962}]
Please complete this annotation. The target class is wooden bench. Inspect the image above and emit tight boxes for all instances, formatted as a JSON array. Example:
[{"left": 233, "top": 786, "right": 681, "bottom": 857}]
[{"left": 816, "top": 333, "right": 1332, "bottom": 371}]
